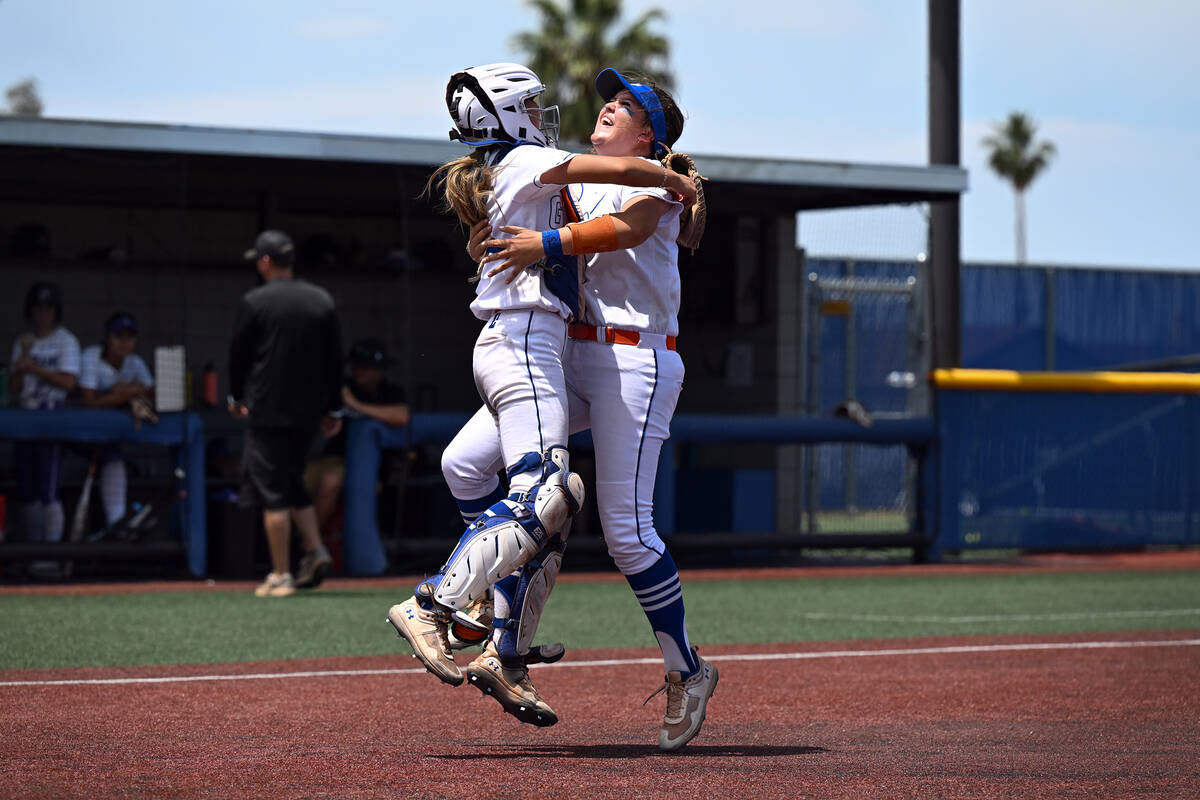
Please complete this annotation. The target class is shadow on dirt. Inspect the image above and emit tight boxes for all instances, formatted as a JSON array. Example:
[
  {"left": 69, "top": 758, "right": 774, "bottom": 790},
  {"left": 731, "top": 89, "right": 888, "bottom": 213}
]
[{"left": 434, "top": 743, "right": 829, "bottom": 759}]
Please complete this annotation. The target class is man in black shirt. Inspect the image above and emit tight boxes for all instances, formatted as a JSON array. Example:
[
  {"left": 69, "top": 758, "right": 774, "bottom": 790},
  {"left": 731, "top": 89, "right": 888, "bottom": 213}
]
[
  {"left": 228, "top": 230, "right": 343, "bottom": 597},
  {"left": 307, "top": 338, "right": 410, "bottom": 537}
]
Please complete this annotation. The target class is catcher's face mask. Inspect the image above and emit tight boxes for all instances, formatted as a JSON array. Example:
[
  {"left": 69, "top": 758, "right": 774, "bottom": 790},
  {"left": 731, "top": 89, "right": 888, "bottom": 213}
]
[{"left": 524, "top": 96, "right": 560, "bottom": 148}]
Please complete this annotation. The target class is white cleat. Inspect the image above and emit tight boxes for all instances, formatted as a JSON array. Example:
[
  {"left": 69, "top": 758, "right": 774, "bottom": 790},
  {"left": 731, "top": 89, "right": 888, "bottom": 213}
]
[
  {"left": 465, "top": 643, "right": 558, "bottom": 727},
  {"left": 647, "top": 650, "right": 718, "bottom": 752},
  {"left": 386, "top": 597, "right": 462, "bottom": 686}
]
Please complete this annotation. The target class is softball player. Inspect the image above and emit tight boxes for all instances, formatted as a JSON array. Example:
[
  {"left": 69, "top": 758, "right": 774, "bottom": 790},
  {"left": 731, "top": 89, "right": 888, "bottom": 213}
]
[
  {"left": 78, "top": 312, "right": 155, "bottom": 526},
  {"left": 9, "top": 282, "right": 81, "bottom": 550},
  {"left": 447, "top": 69, "right": 716, "bottom": 750},
  {"left": 387, "top": 64, "right": 698, "bottom": 725}
]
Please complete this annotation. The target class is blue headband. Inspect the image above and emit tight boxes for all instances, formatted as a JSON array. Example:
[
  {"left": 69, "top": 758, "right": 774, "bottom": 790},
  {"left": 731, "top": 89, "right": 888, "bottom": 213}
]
[{"left": 595, "top": 68, "right": 668, "bottom": 159}]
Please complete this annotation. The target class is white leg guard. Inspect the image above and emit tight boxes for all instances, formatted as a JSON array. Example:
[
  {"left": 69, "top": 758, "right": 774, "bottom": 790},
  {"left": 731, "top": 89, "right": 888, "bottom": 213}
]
[
  {"left": 431, "top": 447, "right": 584, "bottom": 613},
  {"left": 528, "top": 447, "right": 585, "bottom": 541},
  {"left": 433, "top": 501, "right": 543, "bottom": 611},
  {"left": 496, "top": 535, "right": 566, "bottom": 661}
]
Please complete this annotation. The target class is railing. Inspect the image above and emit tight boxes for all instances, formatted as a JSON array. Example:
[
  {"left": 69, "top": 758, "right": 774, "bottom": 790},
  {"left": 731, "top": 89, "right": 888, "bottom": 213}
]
[
  {"left": 0, "top": 409, "right": 206, "bottom": 576},
  {"left": 341, "top": 413, "right": 938, "bottom": 575}
]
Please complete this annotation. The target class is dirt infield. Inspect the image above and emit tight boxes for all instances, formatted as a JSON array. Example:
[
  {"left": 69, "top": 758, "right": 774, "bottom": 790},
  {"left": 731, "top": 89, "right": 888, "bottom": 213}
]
[{"left": 4, "top": 630, "right": 1199, "bottom": 799}]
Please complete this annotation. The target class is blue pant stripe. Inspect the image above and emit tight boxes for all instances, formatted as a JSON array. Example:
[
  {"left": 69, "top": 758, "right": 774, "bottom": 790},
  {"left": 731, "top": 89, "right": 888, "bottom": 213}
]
[
  {"left": 522, "top": 310, "right": 545, "bottom": 456},
  {"left": 634, "top": 349, "right": 664, "bottom": 556}
]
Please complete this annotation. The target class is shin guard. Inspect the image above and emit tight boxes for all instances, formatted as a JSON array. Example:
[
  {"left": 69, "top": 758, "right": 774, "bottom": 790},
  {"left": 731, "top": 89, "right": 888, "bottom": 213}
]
[{"left": 496, "top": 533, "right": 567, "bottom": 663}]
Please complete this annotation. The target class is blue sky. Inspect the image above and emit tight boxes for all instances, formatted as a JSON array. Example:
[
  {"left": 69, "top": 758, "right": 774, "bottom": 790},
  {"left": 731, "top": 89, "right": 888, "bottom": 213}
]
[{"left": 2, "top": 0, "right": 1197, "bottom": 268}]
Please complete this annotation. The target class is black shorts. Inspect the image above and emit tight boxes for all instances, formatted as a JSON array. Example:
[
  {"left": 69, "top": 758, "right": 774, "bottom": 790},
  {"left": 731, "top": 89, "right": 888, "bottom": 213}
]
[{"left": 240, "top": 425, "right": 317, "bottom": 510}]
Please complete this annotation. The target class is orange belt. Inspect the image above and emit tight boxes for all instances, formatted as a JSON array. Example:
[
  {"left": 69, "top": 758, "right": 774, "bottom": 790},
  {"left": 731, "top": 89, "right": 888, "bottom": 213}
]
[{"left": 567, "top": 323, "right": 677, "bottom": 351}]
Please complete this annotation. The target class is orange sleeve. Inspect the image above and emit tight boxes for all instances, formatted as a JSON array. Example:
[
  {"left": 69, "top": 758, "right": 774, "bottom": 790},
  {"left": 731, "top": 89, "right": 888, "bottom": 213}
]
[{"left": 565, "top": 215, "right": 620, "bottom": 254}]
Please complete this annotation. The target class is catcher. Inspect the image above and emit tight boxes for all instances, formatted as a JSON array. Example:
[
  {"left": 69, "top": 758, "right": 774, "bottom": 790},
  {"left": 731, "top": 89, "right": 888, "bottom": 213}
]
[{"left": 450, "top": 68, "right": 716, "bottom": 751}]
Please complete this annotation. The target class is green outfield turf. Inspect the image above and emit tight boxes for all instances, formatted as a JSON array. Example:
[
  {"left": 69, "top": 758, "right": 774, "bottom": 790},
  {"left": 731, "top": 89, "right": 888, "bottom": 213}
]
[{"left": 2, "top": 569, "right": 1198, "bottom": 671}]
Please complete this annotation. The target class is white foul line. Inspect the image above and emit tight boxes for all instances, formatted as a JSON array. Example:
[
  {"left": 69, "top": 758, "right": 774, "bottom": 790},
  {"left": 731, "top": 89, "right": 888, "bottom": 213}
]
[
  {"left": 3, "top": 638, "right": 1199, "bottom": 688},
  {"left": 799, "top": 609, "right": 1200, "bottom": 623}
]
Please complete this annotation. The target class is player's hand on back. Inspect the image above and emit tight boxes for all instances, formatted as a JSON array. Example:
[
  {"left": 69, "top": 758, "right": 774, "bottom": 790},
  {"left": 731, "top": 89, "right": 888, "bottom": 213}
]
[
  {"left": 664, "top": 171, "right": 697, "bottom": 208},
  {"left": 466, "top": 219, "right": 491, "bottom": 262},
  {"left": 483, "top": 226, "right": 547, "bottom": 283}
]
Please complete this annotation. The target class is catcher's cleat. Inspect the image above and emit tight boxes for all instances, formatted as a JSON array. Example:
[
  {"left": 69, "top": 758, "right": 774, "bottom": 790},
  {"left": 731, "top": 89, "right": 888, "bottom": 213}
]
[
  {"left": 525, "top": 643, "right": 565, "bottom": 665},
  {"left": 645, "top": 650, "right": 718, "bottom": 752},
  {"left": 466, "top": 643, "right": 558, "bottom": 727},
  {"left": 386, "top": 597, "right": 462, "bottom": 686}
]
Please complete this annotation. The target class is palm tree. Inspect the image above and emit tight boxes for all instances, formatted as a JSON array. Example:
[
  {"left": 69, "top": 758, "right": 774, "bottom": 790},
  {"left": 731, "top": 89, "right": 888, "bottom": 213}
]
[
  {"left": 982, "top": 112, "right": 1056, "bottom": 264},
  {"left": 4, "top": 78, "right": 43, "bottom": 116},
  {"left": 512, "top": 0, "right": 672, "bottom": 147}
]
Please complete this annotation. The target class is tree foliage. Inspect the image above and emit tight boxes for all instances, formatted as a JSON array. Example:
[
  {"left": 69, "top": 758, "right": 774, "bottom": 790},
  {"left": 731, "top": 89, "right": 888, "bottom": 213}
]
[
  {"left": 982, "top": 111, "right": 1055, "bottom": 262},
  {"left": 512, "top": 0, "right": 672, "bottom": 147},
  {"left": 982, "top": 111, "right": 1055, "bottom": 192},
  {"left": 4, "top": 78, "right": 43, "bottom": 116}
]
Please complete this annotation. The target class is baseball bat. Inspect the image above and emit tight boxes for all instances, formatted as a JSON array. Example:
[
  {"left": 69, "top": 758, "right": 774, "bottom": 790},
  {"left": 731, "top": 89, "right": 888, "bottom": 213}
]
[{"left": 69, "top": 452, "right": 98, "bottom": 543}]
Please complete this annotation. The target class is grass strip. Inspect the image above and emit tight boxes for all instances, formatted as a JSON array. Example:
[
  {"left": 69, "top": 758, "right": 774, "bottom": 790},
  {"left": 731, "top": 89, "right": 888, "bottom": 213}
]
[{"left": 1, "top": 570, "right": 1198, "bottom": 670}]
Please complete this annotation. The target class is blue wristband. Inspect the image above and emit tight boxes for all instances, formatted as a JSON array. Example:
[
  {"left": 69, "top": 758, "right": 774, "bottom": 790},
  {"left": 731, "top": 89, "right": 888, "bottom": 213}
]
[{"left": 542, "top": 229, "right": 564, "bottom": 257}]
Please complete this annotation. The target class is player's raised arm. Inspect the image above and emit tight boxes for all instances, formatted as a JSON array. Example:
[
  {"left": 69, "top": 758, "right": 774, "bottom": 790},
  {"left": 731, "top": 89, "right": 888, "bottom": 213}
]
[
  {"left": 540, "top": 155, "right": 696, "bottom": 207},
  {"left": 482, "top": 195, "right": 672, "bottom": 280}
]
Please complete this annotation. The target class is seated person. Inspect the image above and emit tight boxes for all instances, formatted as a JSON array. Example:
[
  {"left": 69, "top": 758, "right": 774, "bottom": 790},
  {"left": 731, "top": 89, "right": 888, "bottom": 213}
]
[
  {"left": 305, "top": 338, "right": 410, "bottom": 537},
  {"left": 10, "top": 281, "right": 80, "bottom": 547},
  {"left": 78, "top": 312, "right": 155, "bottom": 526}
]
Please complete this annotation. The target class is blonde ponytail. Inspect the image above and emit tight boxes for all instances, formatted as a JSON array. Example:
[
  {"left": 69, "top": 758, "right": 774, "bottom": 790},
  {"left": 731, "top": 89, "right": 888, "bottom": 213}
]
[{"left": 422, "top": 151, "right": 493, "bottom": 226}]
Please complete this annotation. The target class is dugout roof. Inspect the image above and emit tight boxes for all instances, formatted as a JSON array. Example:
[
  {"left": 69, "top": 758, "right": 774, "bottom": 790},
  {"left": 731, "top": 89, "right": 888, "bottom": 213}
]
[{"left": 0, "top": 116, "right": 966, "bottom": 214}]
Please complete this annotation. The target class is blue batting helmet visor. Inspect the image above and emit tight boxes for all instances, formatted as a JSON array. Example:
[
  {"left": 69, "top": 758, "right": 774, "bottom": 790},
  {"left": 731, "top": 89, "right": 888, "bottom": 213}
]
[{"left": 595, "top": 68, "right": 668, "bottom": 159}]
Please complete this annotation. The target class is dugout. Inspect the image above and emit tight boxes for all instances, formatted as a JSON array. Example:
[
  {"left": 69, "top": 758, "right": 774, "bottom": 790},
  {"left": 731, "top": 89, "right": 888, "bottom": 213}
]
[{"left": 0, "top": 116, "right": 966, "bottom": 573}]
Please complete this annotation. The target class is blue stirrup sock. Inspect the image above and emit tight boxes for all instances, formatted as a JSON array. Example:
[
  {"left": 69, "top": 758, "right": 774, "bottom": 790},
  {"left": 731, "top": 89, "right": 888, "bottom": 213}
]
[
  {"left": 454, "top": 484, "right": 507, "bottom": 528},
  {"left": 625, "top": 551, "right": 699, "bottom": 677}
]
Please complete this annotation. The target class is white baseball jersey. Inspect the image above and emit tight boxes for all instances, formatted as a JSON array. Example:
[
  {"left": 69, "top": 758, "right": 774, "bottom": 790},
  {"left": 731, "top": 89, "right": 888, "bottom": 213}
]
[
  {"left": 10, "top": 327, "right": 81, "bottom": 409},
  {"left": 79, "top": 345, "right": 154, "bottom": 393},
  {"left": 569, "top": 163, "right": 683, "bottom": 336},
  {"left": 470, "top": 144, "right": 578, "bottom": 322}
]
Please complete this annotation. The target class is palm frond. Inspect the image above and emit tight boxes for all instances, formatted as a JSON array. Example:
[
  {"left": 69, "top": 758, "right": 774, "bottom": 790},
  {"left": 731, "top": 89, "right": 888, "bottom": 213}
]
[{"left": 513, "top": 0, "right": 673, "bottom": 143}]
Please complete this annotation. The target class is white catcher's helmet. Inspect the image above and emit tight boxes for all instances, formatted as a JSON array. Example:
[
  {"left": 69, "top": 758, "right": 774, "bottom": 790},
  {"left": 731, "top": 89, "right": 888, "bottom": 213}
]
[{"left": 446, "top": 63, "right": 560, "bottom": 148}]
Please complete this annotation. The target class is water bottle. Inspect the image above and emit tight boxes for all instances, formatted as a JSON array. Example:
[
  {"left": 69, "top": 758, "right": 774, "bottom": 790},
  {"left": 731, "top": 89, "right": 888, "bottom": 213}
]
[{"left": 202, "top": 362, "right": 219, "bottom": 408}]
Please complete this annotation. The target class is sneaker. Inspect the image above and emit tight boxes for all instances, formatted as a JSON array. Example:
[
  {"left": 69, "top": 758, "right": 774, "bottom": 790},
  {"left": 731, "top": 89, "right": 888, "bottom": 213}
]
[
  {"left": 386, "top": 597, "right": 463, "bottom": 686},
  {"left": 646, "top": 651, "right": 718, "bottom": 751},
  {"left": 465, "top": 643, "right": 558, "bottom": 727},
  {"left": 294, "top": 546, "right": 332, "bottom": 589},
  {"left": 254, "top": 572, "right": 295, "bottom": 598}
]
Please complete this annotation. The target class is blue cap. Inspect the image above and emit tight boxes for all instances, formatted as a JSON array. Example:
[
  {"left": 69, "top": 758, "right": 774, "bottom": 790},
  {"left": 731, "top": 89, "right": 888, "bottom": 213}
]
[
  {"left": 595, "top": 68, "right": 668, "bottom": 159},
  {"left": 106, "top": 313, "right": 138, "bottom": 335}
]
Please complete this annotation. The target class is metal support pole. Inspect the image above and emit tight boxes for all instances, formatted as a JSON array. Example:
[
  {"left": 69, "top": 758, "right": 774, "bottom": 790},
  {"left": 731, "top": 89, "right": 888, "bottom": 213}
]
[
  {"left": 929, "top": 0, "right": 961, "bottom": 369},
  {"left": 804, "top": 273, "right": 821, "bottom": 535},
  {"left": 844, "top": 261, "right": 857, "bottom": 512}
]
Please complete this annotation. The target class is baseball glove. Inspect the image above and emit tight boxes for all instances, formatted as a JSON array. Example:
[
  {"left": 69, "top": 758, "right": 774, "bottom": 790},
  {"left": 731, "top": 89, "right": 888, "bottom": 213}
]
[{"left": 662, "top": 150, "right": 707, "bottom": 252}]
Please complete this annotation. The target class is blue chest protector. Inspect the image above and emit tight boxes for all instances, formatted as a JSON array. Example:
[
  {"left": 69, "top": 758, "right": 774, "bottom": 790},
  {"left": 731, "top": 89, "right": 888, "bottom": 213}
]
[{"left": 539, "top": 186, "right": 582, "bottom": 319}]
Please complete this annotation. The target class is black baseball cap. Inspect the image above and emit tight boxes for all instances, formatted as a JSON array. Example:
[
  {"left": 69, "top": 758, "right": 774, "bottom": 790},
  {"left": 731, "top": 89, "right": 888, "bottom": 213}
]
[
  {"left": 24, "top": 281, "right": 63, "bottom": 321},
  {"left": 243, "top": 229, "right": 295, "bottom": 266},
  {"left": 348, "top": 338, "right": 396, "bottom": 367}
]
